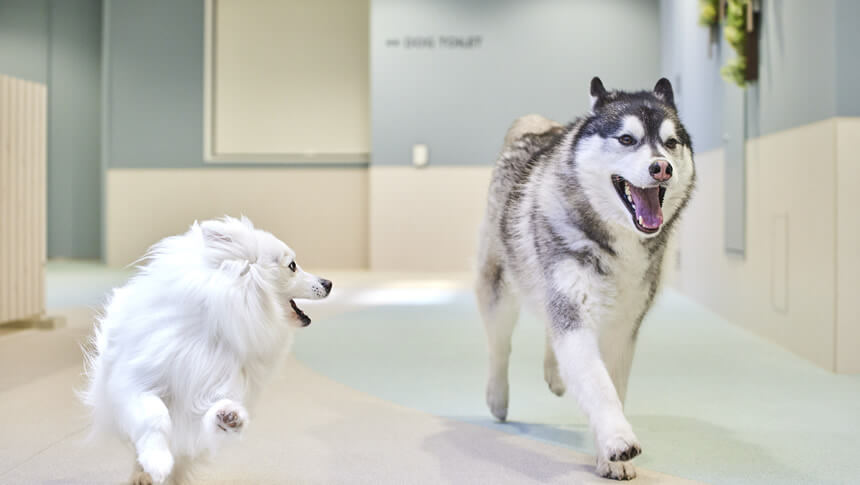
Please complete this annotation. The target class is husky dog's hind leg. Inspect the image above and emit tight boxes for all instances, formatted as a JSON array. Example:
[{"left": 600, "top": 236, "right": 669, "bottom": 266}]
[
  {"left": 543, "top": 332, "right": 566, "bottom": 397},
  {"left": 476, "top": 250, "right": 520, "bottom": 422}
]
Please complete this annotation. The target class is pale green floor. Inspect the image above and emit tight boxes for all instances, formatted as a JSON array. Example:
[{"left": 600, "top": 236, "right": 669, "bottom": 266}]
[{"left": 45, "top": 262, "right": 860, "bottom": 485}]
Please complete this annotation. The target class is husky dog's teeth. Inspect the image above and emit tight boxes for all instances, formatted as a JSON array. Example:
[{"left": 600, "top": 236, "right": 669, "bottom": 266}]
[
  {"left": 624, "top": 184, "right": 631, "bottom": 196},
  {"left": 638, "top": 215, "right": 644, "bottom": 226}
]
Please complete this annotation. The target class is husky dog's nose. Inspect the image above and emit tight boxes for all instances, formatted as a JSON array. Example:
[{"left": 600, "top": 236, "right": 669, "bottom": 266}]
[
  {"left": 320, "top": 279, "right": 333, "bottom": 295},
  {"left": 649, "top": 160, "right": 673, "bottom": 182}
]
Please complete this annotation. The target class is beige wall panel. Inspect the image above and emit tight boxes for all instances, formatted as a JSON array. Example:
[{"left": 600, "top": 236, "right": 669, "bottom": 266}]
[
  {"left": 836, "top": 118, "right": 860, "bottom": 373},
  {"left": 676, "top": 120, "right": 840, "bottom": 371},
  {"left": 369, "top": 166, "right": 492, "bottom": 272},
  {"left": 106, "top": 168, "right": 368, "bottom": 270},
  {"left": 212, "top": 0, "right": 369, "bottom": 157}
]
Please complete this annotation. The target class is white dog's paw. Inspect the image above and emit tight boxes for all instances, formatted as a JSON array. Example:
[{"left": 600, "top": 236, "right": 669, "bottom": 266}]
[
  {"left": 137, "top": 447, "right": 173, "bottom": 484},
  {"left": 543, "top": 360, "right": 566, "bottom": 397},
  {"left": 208, "top": 399, "right": 248, "bottom": 433},
  {"left": 129, "top": 468, "right": 153, "bottom": 485},
  {"left": 596, "top": 458, "right": 637, "bottom": 481},
  {"left": 485, "top": 376, "right": 509, "bottom": 422}
]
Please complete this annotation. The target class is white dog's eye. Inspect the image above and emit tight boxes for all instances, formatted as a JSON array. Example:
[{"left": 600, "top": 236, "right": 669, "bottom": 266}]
[{"left": 288, "top": 261, "right": 297, "bottom": 272}]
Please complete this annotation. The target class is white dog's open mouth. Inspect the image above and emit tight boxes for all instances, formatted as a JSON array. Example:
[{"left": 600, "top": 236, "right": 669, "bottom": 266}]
[
  {"left": 289, "top": 299, "right": 311, "bottom": 327},
  {"left": 611, "top": 175, "right": 666, "bottom": 234}
]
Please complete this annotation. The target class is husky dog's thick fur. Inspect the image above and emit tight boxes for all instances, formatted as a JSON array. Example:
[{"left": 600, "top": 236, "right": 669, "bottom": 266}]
[
  {"left": 476, "top": 78, "right": 695, "bottom": 480},
  {"left": 82, "top": 216, "right": 332, "bottom": 484}
]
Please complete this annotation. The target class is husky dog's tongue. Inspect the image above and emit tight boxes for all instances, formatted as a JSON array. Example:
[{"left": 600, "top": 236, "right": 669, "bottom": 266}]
[{"left": 629, "top": 185, "right": 663, "bottom": 230}]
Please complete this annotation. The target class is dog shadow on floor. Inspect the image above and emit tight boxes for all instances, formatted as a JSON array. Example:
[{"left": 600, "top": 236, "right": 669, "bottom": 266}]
[
  {"left": 629, "top": 414, "right": 823, "bottom": 484},
  {"left": 421, "top": 418, "right": 593, "bottom": 483}
]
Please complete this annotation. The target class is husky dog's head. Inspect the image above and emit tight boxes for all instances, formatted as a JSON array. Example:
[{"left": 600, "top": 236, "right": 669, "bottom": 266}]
[
  {"left": 199, "top": 216, "right": 332, "bottom": 327},
  {"left": 573, "top": 77, "right": 695, "bottom": 237}
]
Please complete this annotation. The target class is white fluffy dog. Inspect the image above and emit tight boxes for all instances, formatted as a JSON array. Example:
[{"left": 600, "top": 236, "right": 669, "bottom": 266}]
[{"left": 81, "top": 216, "right": 332, "bottom": 484}]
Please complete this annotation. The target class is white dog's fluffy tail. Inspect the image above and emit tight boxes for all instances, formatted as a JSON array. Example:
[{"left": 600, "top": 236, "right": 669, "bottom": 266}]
[{"left": 78, "top": 312, "right": 113, "bottom": 441}]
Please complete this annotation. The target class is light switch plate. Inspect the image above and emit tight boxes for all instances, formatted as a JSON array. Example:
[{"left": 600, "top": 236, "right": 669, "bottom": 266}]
[{"left": 413, "top": 144, "right": 429, "bottom": 167}]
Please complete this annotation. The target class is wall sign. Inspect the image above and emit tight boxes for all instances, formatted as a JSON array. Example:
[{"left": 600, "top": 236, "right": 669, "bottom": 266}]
[{"left": 385, "top": 35, "right": 483, "bottom": 49}]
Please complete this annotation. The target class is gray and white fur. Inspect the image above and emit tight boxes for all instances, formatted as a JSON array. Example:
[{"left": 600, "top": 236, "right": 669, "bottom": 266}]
[{"left": 476, "top": 78, "right": 695, "bottom": 480}]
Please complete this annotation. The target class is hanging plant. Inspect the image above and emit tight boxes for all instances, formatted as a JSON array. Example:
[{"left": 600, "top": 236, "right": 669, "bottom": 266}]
[
  {"left": 720, "top": 0, "right": 749, "bottom": 87},
  {"left": 698, "top": 0, "right": 719, "bottom": 27}
]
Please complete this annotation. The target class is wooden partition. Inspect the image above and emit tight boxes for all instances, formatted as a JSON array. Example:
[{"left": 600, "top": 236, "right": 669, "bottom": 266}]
[{"left": 0, "top": 74, "right": 47, "bottom": 325}]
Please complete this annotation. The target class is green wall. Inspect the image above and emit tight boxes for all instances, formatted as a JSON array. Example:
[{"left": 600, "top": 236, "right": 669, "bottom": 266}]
[
  {"left": 661, "top": 0, "right": 860, "bottom": 151},
  {"left": 371, "top": 0, "right": 662, "bottom": 166},
  {"left": 104, "top": 0, "right": 205, "bottom": 168},
  {"left": 0, "top": 0, "right": 102, "bottom": 259}
]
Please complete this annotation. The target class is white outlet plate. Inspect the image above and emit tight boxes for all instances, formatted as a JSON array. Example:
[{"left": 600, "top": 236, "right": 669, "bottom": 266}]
[{"left": 413, "top": 144, "right": 429, "bottom": 167}]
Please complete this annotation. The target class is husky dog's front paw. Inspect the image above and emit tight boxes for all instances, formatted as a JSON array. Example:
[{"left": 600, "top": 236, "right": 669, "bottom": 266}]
[
  {"left": 596, "top": 418, "right": 641, "bottom": 463},
  {"left": 597, "top": 459, "right": 637, "bottom": 481},
  {"left": 485, "top": 377, "right": 509, "bottom": 422},
  {"left": 207, "top": 399, "right": 249, "bottom": 434},
  {"left": 602, "top": 432, "right": 642, "bottom": 462}
]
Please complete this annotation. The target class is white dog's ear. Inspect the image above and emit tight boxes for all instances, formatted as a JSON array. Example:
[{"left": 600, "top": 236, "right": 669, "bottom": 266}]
[
  {"left": 239, "top": 215, "right": 255, "bottom": 230},
  {"left": 201, "top": 220, "right": 233, "bottom": 245},
  {"left": 200, "top": 219, "right": 251, "bottom": 266}
]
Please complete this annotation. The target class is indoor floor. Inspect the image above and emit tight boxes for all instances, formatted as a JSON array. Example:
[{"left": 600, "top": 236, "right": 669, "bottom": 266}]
[{"left": 0, "top": 262, "right": 857, "bottom": 484}]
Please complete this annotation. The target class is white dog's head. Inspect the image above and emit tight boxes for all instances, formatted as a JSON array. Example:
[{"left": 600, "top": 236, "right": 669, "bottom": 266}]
[{"left": 198, "top": 216, "right": 332, "bottom": 327}]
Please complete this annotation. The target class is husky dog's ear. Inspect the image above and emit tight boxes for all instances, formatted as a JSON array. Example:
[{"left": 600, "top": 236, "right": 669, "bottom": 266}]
[
  {"left": 590, "top": 77, "right": 607, "bottom": 112},
  {"left": 653, "top": 78, "right": 675, "bottom": 107}
]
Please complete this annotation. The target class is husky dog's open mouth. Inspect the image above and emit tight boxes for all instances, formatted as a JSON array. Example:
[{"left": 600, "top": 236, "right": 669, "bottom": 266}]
[
  {"left": 289, "top": 299, "right": 311, "bottom": 326},
  {"left": 611, "top": 175, "right": 667, "bottom": 234}
]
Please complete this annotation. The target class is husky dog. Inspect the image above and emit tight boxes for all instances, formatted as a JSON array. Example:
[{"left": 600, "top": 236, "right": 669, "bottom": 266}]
[
  {"left": 476, "top": 78, "right": 695, "bottom": 480},
  {"left": 82, "top": 216, "right": 332, "bottom": 484}
]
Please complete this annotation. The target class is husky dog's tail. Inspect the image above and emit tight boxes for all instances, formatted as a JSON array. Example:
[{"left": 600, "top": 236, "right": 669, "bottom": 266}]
[{"left": 503, "top": 114, "right": 563, "bottom": 148}]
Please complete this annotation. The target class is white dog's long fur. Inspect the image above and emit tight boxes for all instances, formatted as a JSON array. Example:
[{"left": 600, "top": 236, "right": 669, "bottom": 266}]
[{"left": 81, "top": 216, "right": 330, "bottom": 484}]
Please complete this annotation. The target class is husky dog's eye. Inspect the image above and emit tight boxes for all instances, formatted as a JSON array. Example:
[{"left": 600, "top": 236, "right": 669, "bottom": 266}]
[
  {"left": 288, "top": 261, "right": 297, "bottom": 272},
  {"left": 665, "top": 138, "right": 679, "bottom": 149},
  {"left": 617, "top": 135, "right": 636, "bottom": 146}
]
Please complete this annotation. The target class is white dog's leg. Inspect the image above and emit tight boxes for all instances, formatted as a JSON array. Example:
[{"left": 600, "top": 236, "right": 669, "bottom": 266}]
[
  {"left": 476, "top": 262, "right": 519, "bottom": 422},
  {"left": 117, "top": 393, "right": 174, "bottom": 485},
  {"left": 129, "top": 462, "right": 153, "bottom": 485},
  {"left": 201, "top": 399, "right": 249, "bottom": 454},
  {"left": 543, "top": 331, "right": 566, "bottom": 397},
  {"left": 552, "top": 328, "right": 640, "bottom": 480}
]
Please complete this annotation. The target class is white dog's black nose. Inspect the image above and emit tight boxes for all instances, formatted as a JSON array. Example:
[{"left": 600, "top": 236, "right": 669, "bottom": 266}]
[{"left": 320, "top": 279, "right": 333, "bottom": 296}]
